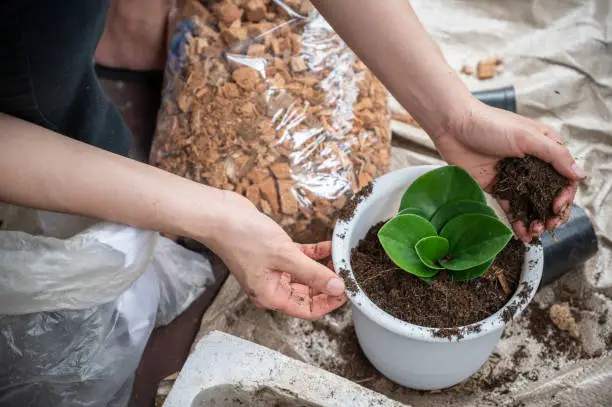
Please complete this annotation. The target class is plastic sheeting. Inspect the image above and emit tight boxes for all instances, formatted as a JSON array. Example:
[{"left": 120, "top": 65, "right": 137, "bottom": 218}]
[
  {"left": 0, "top": 208, "right": 214, "bottom": 407},
  {"left": 183, "top": 1, "right": 611, "bottom": 406}
]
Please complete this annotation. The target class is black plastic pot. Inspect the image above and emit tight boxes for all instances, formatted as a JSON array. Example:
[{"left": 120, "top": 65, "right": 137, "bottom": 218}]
[
  {"left": 539, "top": 204, "right": 598, "bottom": 288},
  {"left": 472, "top": 86, "right": 517, "bottom": 113}
]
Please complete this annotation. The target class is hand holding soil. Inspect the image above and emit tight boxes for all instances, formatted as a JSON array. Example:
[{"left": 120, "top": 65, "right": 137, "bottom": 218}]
[
  {"left": 204, "top": 193, "right": 347, "bottom": 320},
  {"left": 432, "top": 101, "right": 584, "bottom": 241}
]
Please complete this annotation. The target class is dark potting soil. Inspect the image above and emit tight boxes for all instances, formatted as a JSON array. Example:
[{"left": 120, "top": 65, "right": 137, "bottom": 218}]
[
  {"left": 492, "top": 155, "right": 569, "bottom": 227},
  {"left": 337, "top": 182, "right": 373, "bottom": 222},
  {"left": 349, "top": 222, "right": 525, "bottom": 328}
]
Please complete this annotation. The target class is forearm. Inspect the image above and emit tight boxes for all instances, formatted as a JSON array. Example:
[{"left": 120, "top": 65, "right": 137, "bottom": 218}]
[
  {"left": 0, "top": 113, "right": 233, "bottom": 243},
  {"left": 311, "top": 0, "right": 474, "bottom": 138}
]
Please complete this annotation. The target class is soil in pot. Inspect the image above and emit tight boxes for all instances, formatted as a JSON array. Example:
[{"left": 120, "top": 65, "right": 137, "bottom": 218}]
[
  {"left": 347, "top": 222, "right": 525, "bottom": 329},
  {"left": 492, "top": 155, "right": 570, "bottom": 227}
]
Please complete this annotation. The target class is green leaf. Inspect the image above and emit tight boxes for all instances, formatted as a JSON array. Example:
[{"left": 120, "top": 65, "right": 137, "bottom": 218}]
[
  {"left": 448, "top": 259, "right": 494, "bottom": 281},
  {"left": 400, "top": 166, "right": 486, "bottom": 219},
  {"left": 397, "top": 207, "right": 429, "bottom": 219},
  {"left": 419, "top": 273, "right": 440, "bottom": 282},
  {"left": 378, "top": 214, "right": 439, "bottom": 277},
  {"left": 430, "top": 200, "right": 497, "bottom": 231},
  {"left": 440, "top": 213, "right": 513, "bottom": 271},
  {"left": 415, "top": 236, "right": 449, "bottom": 269}
]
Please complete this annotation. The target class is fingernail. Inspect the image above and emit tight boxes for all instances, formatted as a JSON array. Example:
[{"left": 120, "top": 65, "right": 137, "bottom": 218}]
[
  {"left": 326, "top": 278, "right": 345, "bottom": 296},
  {"left": 572, "top": 162, "right": 587, "bottom": 179}
]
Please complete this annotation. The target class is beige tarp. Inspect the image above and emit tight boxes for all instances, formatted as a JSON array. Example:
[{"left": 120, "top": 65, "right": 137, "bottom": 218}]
[{"left": 185, "top": 0, "right": 611, "bottom": 406}]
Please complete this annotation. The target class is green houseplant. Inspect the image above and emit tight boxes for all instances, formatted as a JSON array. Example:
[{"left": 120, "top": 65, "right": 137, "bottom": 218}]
[
  {"left": 378, "top": 166, "right": 513, "bottom": 281},
  {"left": 332, "top": 165, "right": 544, "bottom": 390}
]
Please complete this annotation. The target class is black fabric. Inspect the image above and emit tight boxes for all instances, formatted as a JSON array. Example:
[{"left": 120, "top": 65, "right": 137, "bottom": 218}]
[{"left": 0, "top": 0, "right": 132, "bottom": 155}]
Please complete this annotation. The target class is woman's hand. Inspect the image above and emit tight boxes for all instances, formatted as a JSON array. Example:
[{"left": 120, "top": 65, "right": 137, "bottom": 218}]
[
  {"left": 432, "top": 100, "right": 585, "bottom": 242},
  {"left": 203, "top": 193, "right": 348, "bottom": 320}
]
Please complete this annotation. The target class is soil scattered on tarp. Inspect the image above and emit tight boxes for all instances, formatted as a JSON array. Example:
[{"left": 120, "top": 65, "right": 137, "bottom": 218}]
[
  {"left": 347, "top": 222, "right": 524, "bottom": 328},
  {"left": 527, "top": 304, "right": 583, "bottom": 360},
  {"left": 492, "top": 155, "right": 569, "bottom": 227}
]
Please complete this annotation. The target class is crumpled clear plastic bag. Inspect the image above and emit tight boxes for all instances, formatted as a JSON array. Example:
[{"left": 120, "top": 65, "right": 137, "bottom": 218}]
[
  {"left": 0, "top": 207, "right": 214, "bottom": 407},
  {"left": 150, "top": 0, "right": 391, "bottom": 243}
]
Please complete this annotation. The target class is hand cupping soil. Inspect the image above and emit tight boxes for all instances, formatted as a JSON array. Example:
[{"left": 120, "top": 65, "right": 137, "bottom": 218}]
[{"left": 492, "top": 155, "right": 570, "bottom": 228}]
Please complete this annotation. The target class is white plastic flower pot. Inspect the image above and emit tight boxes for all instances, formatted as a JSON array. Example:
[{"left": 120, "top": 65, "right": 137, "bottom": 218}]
[{"left": 332, "top": 165, "right": 543, "bottom": 390}]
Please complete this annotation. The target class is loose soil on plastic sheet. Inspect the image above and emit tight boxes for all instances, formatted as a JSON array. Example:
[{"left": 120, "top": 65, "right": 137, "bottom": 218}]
[
  {"left": 526, "top": 304, "right": 582, "bottom": 360},
  {"left": 345, "top": 222, "right": 525, "bottom": 330},
  {"left": 492, "top": 155, "right": 569, "bottom": 227}
]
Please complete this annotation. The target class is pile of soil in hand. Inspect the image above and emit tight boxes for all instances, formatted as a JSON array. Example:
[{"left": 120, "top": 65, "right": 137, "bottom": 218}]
[
  {"left": 492, "top": 155, "right": 569, "bottom": 226},
  {"left": 349, "top": 223, "right": 525, "bottom": 328}
]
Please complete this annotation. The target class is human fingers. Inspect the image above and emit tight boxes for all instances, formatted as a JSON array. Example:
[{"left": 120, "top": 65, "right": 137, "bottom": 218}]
[
  {"left": 497, "top": 199, "right": 511, "bottom": 215},
  {"left": 270, "top": 274, "right": 347, "bottom": 320},
  {"left": 529, "top": 221, "right": 545, "bottom": 235},
  {"left": 553, "top": 182, "right": 578, "bottom": 215},
  {"left": 544, "top": 183, "right": 576, "bottom": 230},
  {"left": 298, "top": 241, "right": 332, "bottom": 260},
  {"left": 275, "top": 242, "right": 345, "bottom": 296},
  {"left": 517, "top": 130, "right": 586, "bottom": 182},
  {"left": 512, "top": 220, "right": 532, "bottom": 242}
]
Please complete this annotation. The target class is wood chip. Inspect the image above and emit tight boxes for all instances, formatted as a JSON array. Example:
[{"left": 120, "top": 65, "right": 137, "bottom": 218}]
[
  {"left": 247, "top": 168, "right": 270, "bottom": 184},
  {"left": 278, "top": 181, "right": 299, "bottom": 215},
  {"left": 357, "top": 171, "right": 373, "bottom": 190},
  {"left": 270, "top": 162, "right": 292, "bottom": 179},
  {"left": 290, "top": 56, "right": 308, "bottom": 73},
  {"left": 247, "top": 44, "right": 267, "bottom": 57},
  {"left": 354, "top": 98, "right": 372, "bottom": 111},
  {"left": 259, "top": 177, "right": 280, "bottom": 216},
  {"left": 245, "top": 0, "right": 267, "bottom": 22},
  {"left": 477, "top": 56, "right": 503, "bottom": 80},
  {"left": 181, "top": 0, "right": 212, "bottom": 22},
  {"left": 232, "top": 67, "right": 261, "bottom": 91},
  {"left": 221, "top": 26, "right": 248, "bottom": 45},
  {"left": 260, "top": 199, "right": 274, "bottom": 216},
  {"left": 460, "top": 64, "right": 473, "bottom": 75},
  {"left": 246, "top": 184, "right": 261, "bottom": 204},
  {"left": 215, "top": 2, "right": 242, "bottom": 25},
  {"left": 477, "top": 60, "right": 496, "bottom": 79}
]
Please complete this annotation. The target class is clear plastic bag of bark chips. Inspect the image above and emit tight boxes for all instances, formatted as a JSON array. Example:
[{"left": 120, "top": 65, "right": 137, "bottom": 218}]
[{"left": 151, "top": 0, "right": 391, "bottom": 243}]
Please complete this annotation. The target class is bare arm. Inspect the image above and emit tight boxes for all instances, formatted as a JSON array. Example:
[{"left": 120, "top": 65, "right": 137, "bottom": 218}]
[{"left": 0, "top": 113, "right": 228, "bottom": 243}]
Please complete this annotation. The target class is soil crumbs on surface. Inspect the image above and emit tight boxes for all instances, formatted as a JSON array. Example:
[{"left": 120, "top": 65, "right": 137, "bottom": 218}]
[
  {"left": 337, "top": 182, "right": 373, "bottom": 222},
  {"left": 338, "top": 267, "right": 359, "bottom": 295},
  {"left": 318, "top": 310, "right": 540, "bottom": 397},
  {"left": 492, "top": 155, "right": 569, "bottom": 227},
  {"left": 527, "top": 304, "right": 583, "bottom": 360},
  {"left": 350, "top": 222, "right": 525, "bottom": 328}
]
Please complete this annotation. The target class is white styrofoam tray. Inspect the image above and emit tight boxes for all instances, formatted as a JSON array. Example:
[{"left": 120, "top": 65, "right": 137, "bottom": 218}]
[{"left": 162, "top": 330, "right": 406, "bottom": 407}]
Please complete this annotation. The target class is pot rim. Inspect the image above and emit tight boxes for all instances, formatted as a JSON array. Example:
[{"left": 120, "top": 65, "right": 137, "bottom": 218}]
[{"left": 332, "top": 165, "right": 544, "bottom": 343}]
